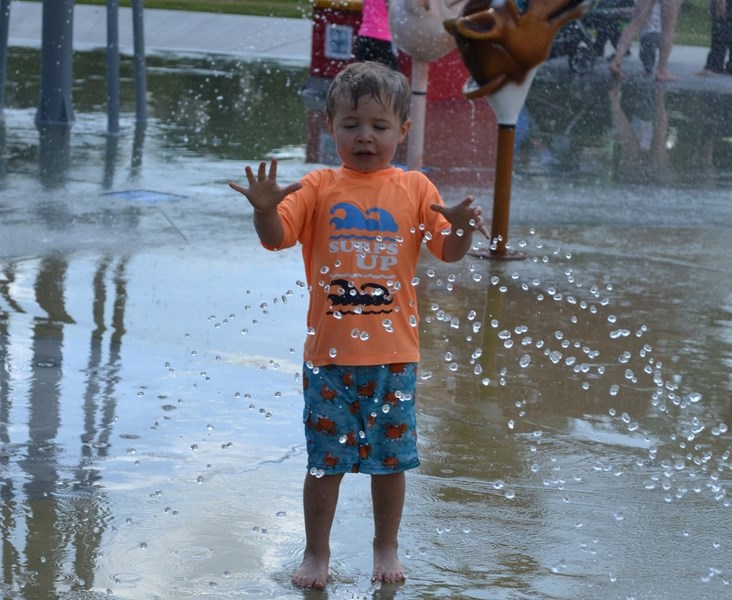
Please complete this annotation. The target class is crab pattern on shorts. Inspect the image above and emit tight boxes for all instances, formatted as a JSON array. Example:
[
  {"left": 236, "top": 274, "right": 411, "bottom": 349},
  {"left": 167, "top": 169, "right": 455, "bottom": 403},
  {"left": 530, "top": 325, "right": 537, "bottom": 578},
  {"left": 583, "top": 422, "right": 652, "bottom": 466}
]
[{"left": 302, "top": 362, "right": 419, "bottom": 475}]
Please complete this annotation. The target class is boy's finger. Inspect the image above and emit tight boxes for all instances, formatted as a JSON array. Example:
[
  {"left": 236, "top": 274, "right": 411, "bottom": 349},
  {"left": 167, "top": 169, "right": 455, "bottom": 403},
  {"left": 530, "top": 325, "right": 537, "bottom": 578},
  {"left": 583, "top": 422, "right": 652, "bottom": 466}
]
[
  {"left": 269, "top": 157, "right": 278, "bottom": 180},
  {"left": 229, "top": 181, "right": 247, "bottom": 195},
  {"left": 245, "top": 165, "right": 256, "bottom": 185},
  {"left": 257, "top": 161, "right": 267, "bottom": 180}
]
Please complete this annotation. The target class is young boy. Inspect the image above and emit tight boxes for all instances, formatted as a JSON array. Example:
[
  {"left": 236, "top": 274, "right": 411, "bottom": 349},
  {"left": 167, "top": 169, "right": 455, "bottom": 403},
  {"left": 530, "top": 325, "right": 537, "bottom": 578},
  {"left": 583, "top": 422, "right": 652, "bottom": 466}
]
[{"left": 229, "top": 61, "right": 484, "bottom": 590}]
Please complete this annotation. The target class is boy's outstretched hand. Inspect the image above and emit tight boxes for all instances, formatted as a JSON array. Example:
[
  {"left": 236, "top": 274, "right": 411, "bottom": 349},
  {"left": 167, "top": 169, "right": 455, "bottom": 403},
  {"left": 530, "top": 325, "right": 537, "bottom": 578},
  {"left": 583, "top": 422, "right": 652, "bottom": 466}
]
[
  {"left": 229, "top": 158, "right": 302, "bottom": 214},
  {"left": 431, "top": 196, "right": 489, "bottom": 238}
]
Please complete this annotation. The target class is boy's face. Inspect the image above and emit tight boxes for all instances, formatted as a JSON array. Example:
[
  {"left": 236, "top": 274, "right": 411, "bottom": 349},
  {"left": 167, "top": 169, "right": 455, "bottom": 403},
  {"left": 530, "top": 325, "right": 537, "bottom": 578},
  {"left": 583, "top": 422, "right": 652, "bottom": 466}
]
[{"left": 327, "top": 94, "right": 410, "bottom": 173}]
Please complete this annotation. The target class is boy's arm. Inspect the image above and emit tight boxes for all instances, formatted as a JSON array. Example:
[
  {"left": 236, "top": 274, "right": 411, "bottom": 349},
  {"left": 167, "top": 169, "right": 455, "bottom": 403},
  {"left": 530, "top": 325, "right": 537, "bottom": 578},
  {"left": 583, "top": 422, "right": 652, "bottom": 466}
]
[
  {"left": 430, "top": 196, "right": 485, "bottom": 262},
  {"left": 252, "top": 206, "right": 286, "bottom": 248},
  {"left": 229, "top": 158, "right": 302, "bottom": 248}
]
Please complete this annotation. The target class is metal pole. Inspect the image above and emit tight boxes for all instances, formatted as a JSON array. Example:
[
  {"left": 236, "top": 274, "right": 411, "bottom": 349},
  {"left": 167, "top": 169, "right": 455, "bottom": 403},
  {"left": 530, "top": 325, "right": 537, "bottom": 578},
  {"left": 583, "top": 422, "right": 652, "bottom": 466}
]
[
  {"left": 0, "top": 0, "right": 10, "bottom": 113},
  {"left": 106, "top": 0, "right": 120, "bottom": 134},
  {"left": 490, "top": 124, "right": 515, "bottom": 257},
  {"left": 36, "top": 0, "right": 75, "bottom": 125},
  {"left": 132, "top": 0, "right": 147, "bottom": 124},
  {"left": 38, "top": 124, "right": 71, "bottom": 188},
  {"left": 406, "top": 60, "right": 428, "bottom": 171}
]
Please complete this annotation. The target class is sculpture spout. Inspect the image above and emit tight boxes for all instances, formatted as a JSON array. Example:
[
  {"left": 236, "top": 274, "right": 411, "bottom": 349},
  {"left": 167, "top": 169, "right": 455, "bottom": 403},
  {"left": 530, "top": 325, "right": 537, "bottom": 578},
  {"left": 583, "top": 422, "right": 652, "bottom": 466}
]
[{"left": 444, "top": 0, "right": 590, "bottom": 99}]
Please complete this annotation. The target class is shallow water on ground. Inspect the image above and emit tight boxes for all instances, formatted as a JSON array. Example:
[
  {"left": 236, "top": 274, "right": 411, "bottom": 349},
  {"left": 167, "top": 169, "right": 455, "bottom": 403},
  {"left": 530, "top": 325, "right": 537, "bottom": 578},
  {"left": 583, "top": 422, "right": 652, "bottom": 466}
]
[{"left": 1, "top": 49, "right": 731, "bottom": 599}]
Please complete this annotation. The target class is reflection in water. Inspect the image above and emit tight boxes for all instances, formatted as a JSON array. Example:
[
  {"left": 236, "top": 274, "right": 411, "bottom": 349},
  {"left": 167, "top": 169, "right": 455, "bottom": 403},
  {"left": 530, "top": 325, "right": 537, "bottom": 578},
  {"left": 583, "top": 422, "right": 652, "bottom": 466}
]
[
  {"left": 0, "top": 46, "right": 730, "bottom": 598},
  {"left": 414, "top": 240, "right": 731, "bottom": 596},
  {"left": 0, "top": 117, "right": 7, "bottom": 184},
  {"left": 0, "top": 253, "right": 129, "bottom": 596},
  {"left": 608, "top": 81, "right": 672, "bottom": 185},
  {"left": 522, "top": 70, "right": 732, "bottom": 188}
]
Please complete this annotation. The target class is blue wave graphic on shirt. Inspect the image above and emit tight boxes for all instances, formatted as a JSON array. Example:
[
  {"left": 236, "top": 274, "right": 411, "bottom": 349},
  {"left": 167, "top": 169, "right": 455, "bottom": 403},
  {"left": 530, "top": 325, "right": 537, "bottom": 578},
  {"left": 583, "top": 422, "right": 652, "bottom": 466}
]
[
  {"left": 330, "top": 233, "right": 398, "bottom": 242},
  {"left": 329, "top": 202, "right": 398, "bottom": 233}
]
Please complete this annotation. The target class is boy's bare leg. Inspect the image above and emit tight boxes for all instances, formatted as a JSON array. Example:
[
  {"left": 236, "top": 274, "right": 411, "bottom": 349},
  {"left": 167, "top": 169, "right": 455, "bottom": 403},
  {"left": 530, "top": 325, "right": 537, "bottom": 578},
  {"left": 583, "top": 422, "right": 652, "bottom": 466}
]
[
  {"left": 292, "top": 472, "right": 344, "bottom": 590},
  {"left": 371, "top": 472, "right": 406, "bottom": 583}
]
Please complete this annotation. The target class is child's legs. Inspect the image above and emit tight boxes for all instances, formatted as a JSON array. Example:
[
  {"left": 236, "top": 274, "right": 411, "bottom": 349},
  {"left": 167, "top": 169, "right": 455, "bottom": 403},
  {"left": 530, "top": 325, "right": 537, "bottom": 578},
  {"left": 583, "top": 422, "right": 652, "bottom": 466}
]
[
  {"left": 292, "top": 472, "right": 345, "bottom": 589},
  {"left": 371, "top": 472, "right": 406, "bottom": 548},
  {"left": 371, "top": 471, "right": 407, "bottom": 582},
  {"left": 302, "top": 472, "right": 345, "bottom": 557}
]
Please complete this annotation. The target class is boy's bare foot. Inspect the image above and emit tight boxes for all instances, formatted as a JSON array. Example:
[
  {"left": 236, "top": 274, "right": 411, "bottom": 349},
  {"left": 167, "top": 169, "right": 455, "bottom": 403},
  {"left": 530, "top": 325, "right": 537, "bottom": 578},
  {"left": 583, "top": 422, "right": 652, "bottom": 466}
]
[
  {"left": 372, "top": 544, "right": 405, "bottom": 583},
  {"left": 292, "top": 553, "right": 329, "bottom": 590},
  {"left": 655, "top": 71, "right": 677, "bottom": 82}
]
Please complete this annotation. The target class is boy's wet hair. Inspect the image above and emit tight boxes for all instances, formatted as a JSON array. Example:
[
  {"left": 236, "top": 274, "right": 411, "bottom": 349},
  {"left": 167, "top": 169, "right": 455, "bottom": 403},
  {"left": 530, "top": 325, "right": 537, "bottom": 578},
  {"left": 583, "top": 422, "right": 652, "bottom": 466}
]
[{"left": 326, "top": 61, "right": 411, "bottom": 124}]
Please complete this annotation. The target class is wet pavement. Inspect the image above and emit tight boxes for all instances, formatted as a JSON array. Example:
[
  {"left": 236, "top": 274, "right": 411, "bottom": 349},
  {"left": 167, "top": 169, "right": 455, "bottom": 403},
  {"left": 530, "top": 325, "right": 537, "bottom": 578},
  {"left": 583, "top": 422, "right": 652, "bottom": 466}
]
[{"left": 2, "top": 2, "right": 732, "bottom": 599}]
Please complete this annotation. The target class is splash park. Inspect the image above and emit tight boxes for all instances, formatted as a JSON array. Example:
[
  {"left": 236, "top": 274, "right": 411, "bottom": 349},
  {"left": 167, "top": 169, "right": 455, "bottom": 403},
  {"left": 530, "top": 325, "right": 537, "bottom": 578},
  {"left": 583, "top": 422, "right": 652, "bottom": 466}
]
[{"left": 0, "top": 1, "right": 730, "bottom": 598}]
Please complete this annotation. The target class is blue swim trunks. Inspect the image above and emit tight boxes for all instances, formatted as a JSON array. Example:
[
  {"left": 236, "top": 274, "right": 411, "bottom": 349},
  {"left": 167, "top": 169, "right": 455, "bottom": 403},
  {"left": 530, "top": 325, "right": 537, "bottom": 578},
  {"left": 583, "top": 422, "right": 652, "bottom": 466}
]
[{"left": 302, "top": 363, "right": 420, "bottom": 475}]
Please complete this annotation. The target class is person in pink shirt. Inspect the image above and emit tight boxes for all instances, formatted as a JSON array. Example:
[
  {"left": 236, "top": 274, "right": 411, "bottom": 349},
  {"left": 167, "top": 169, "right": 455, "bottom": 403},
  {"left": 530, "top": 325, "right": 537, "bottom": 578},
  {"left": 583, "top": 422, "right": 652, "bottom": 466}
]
[
  {"left": 230, "top": 61, "right": 484, "bottom": 590},
  {"left": 353, "top": 0, "right": 399, "bottom": 69}
]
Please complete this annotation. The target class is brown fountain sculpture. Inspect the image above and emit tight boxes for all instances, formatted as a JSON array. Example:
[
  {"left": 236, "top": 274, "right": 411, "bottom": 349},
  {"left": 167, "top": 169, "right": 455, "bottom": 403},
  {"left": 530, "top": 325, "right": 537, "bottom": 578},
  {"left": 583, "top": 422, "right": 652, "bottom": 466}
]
[{"left": 445, "top": 0, "right": 590, "bottom": 258}]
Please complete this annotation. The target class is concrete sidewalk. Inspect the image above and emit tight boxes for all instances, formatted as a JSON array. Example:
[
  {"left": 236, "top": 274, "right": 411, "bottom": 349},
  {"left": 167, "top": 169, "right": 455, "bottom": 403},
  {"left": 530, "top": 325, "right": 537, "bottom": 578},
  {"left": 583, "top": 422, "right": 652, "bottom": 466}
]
[{"left": 6, "top": 0, "right": 312, "bottom": 63}]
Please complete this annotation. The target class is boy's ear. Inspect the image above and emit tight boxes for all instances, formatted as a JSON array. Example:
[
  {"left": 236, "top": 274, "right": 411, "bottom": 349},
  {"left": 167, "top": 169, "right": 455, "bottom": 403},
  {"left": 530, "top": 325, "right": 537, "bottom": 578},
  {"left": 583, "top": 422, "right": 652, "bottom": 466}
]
[
  {"left": 326, "top": 117, "right": 334, "bottom": 135},
  {"left": 399, "top": 119, "right": 412, "bottom": 142}
]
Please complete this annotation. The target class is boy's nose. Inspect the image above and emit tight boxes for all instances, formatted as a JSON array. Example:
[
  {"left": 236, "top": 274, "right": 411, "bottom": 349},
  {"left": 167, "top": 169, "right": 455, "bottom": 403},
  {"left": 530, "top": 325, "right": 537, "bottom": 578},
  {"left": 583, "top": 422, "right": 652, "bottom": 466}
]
[{"left": 356, "top": 128, "right": 373, "bottom": 142}]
